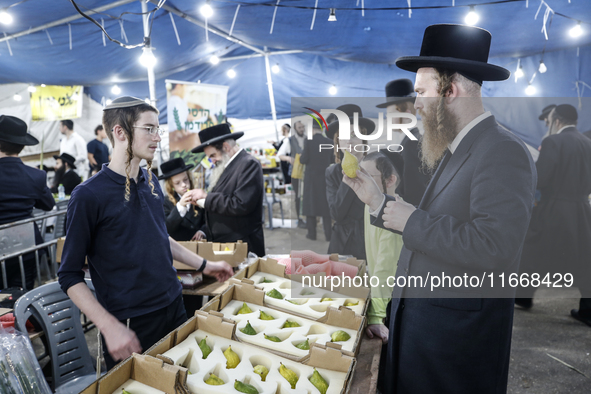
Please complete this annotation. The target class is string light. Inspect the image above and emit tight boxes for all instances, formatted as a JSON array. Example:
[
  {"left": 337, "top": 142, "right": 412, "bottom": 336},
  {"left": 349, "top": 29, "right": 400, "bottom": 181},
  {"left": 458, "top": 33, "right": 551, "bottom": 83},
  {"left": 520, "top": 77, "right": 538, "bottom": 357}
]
[
  {"left": 464, "top": 6, "right": 479, "bottom": 26},
  {"left": 329, "top": 85, "right": 337, "bottom": 95},
  {"left": 106, "top": 99, "right": 112, "bottom": 105},
  {"left": 271, "top": 64, "right": 280, "bottom": 73},
  {"left": 328, "top": 9, "right": 337, "bottom": 22},
  {"left": 538, "top": 60, "right": 547, "bottom": 74},
  {"left": 210, "top": 55, "right": 220, "bottom": 65},
  {"left": 0, "top": 10, "right": 13, "bottom": 25},
  {"left": 227, "top": 69, "right": 236, "bottom": 78},
  {"left": 139, "top": 47, "right": 157, "bottom": 68},
  {"left": 569, "top": 22, "right": 583, "bottom": 38},
  {"left": 13, "top": 94, "right": 22, "bottom": 101},
  {"left": 111, "top": 85, "right": 121, "bottom": 94},
  {"left": 525, "top": 84, "right": 536, "bottom": 96},
  {"left": 514, "top": 59, "right": 524, "bottom": 81},
  {"left": 200, "top": 2, "right": 213, "bottom": 18},
  {"left": 27, "top": 85, "right": 36, "bottom": 93}
]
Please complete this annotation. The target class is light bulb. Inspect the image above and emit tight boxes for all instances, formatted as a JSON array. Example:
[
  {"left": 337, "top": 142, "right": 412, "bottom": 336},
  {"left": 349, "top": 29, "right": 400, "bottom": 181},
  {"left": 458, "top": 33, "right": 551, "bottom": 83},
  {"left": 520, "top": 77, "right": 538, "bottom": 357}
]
[
  {"left": 538, "top": 61, "right": 547, "bottom": 74},
  {"left": 525, "top": 84, "right": 536, "bottom": 96},
  {"left": 515, "top": 67, "right": 524, "bottom": 79},
  {"left": 271, "top": 64, "right": 280, "bottom": 74},
  {"left": 227, "top": 69, "right": 236, "bottom": 78},
  {"left": 329, "top": 85, "right": 337, "bottom": 95},
  {"left": 464, "top": 7, "right": 479, "bottom": 26},
  {"left": 139, "top": 48, "right": 157, "bottom": 68},
  {"left": 200, "top": 3, "right": 213, "bottom": 18},
  {"left": 111, "top": 85, "right": 121, "bottom": 95},
  {"left": 27, "top": 85, "right": 37, "bottom": 93},
  {"left": 106, "top": 99, "right": 112, "bottom": 105},
  {"left": 328, "top": 9, "right": 337, "bottom": 22},
  {"left": 40, "top": 84, "right": 46, "bottom": 87},
  {"left": 210, "top": 55, "right": 220, "bottom": 65},
  {"left": 0, "top": 11, "right": 13, "bottom": 25},
  {"left": 569, "top": 23, "right": 583, "bottom": 38},
  {"left": 13, "top": 94, "right": 22, "bottom": 101}
]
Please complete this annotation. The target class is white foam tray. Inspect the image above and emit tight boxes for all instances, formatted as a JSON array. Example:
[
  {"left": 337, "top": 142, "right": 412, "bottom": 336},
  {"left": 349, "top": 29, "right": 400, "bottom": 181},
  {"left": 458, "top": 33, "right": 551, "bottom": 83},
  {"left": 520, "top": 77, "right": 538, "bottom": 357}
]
[
  {"left": 248, "top": 272, "right": 365, "bottom": 319},
  {"left": 112, "top": 379, "right": 165, "bottom": 394},
  {"left": 221, "top": 300, "right": 358, "bottom": 357},
  {"left": 162, "top": 330, "right": 347, "bottom": 394}
]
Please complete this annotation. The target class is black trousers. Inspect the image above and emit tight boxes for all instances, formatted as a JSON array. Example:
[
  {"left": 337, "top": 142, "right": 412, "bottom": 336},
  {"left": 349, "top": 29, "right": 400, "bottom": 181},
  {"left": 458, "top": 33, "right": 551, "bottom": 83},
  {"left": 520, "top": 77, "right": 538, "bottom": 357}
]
[
  {"left": 0, "top": 254, "right": 37, "bottom": 290},
  {"left": 306, "top": 215, "right": 332, "bottom": 241},
  {"left": 102, "top": 294, "right": 188, "bottom": 370}
]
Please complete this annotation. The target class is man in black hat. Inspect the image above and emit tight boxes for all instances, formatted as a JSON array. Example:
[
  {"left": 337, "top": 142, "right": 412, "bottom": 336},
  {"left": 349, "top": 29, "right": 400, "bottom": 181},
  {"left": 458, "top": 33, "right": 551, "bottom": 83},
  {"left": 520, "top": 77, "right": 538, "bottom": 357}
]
[
  {"left": 51, "top": 152, "right": 81, "bottom": 195},
  {"left": 187, "top": 123, "right": 265, "bottom": 257},
  {"left": 343, "top": 24, "right": 537, "bottom": 393},
  {"left": 58, "top": 97, "right": 233, "bottom": 370},
  {"left": 377, "top": 79, "right": 431, "bottom": 206},
  {"left": 0, "top": 115, "right": 55, "bottom": 289},
  {"left": 539, "top": 104, "right": 556, "bottom": 128},
  {"left": 517, "top": 104, "right": 591, "bottom": 326}
]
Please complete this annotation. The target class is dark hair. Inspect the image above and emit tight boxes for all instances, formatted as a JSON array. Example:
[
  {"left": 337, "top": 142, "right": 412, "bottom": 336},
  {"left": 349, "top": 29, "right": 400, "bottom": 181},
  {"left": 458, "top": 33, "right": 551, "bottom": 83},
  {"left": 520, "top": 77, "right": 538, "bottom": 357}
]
[
  {"left": 0, "top": 141, "right": 25, "bottom": 155},
  {"left": 94, "top": 124, "right": 104, "bottom": 135},
  {"left": 60, "top": 120, "right": 74, "bottom": 130},
  {"left": 363, "top": 152, "right": 400, "bottom": 192},
  {"left": 283, "top": 123, "right": 291, "bottom": 129}
]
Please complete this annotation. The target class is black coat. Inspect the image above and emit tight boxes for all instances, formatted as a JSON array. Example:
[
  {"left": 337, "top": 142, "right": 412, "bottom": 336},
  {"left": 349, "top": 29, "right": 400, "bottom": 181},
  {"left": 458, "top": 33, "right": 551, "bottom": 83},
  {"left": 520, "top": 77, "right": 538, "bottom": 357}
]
[
  {"left": 520, "top": 127, "right": 591, "bottom": 289},
  {"left": 204, "top": 150, "right": 265, "bottom": 257},
  {"left": 51, "top": 169, "right": 81, "bottom": 195},
  {"left": 373, "top": 116, "right": 537, "bottom": 393},
  {"left": 163, "top": 195, "right": 207, "bottom": 242},
  {"left": 300, "top": 133, "right": 333, "bottom": 217},
  {"left": 395, "top": 127, "right": 431, "bottom": 206},
  {"left": 325, "top": 163, "right": 366, "bottom": 259}
]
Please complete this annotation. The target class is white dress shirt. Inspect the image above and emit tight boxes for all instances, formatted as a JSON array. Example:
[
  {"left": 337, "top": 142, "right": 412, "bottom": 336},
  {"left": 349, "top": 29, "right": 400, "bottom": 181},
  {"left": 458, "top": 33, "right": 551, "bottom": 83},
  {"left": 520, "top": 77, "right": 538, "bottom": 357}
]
[{"left": 60, "top": 131, "right": 88, "bottom": 178}]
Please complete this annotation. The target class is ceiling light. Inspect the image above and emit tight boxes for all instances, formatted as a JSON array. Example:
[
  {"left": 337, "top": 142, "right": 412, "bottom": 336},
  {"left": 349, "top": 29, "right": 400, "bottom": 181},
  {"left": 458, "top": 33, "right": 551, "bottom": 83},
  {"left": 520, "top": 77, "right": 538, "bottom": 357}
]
[
  {"left": 139, "top": 48, "right": 157, "bottom": 68},
  {"left": 329, "top": 85, "right": 337, "bottom": 95},
  {"left": 210, "top": 55, "right": 220, "bottom": 65},
  {"left": 569, "top": 22, "right": 583, "bottom": 38},
  {"left": 515, "top": 66, "right": 524, "bottom": 79},
  {"left": 538, "top": 60, "right": 547, "bottom": 74},
  {"left": 40, "top": 84, "right": 46, "bottom": 87},
  {"left": 227, "top": 69, "right": 236, "bottom": 78},
  {"left": 464, "top": 6, "right": 479, "bottom": 26},
  {"left": 111, "top": 85, "right": 121, "bottom": 95},
  {"left": 328, "top": 9, "right": 337, "bottom": 22},
  {"left": 525, "top": 84, "right": 536, "bottom": 96},
  {"left": 200, "top": 3, "right": 213, "bottom": 18},
  {"left": 13, "top": 94, "right": 22, "bottom": 101},
  {"left": 144, "top": 98, "right": 151, "bottom": 104},
  {"left": 0, "top": 11, "right": 13, "bottom": 25},
  {"left": 271, "top": 64, "right": 280, "bottom": 74},
  {"left": 27, "top": 85, "right": 37, "bottom": 93}
]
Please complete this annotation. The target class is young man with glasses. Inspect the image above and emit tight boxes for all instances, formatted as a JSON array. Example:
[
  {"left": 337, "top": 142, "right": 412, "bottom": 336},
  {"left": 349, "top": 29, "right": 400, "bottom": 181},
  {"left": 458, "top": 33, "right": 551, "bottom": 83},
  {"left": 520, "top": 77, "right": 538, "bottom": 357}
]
[{"left": 58, "top": 97, "right": 234, "bottom": 370}]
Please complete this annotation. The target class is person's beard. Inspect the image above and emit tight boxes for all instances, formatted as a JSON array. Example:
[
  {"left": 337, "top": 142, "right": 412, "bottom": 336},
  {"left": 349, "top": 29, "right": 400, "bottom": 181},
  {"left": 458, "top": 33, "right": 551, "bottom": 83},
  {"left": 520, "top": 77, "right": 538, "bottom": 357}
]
[
  {"left": 208, "top": 153, "right": 230, "bottom": 190},
  {"left": 418, "top": 99, "right": 460, "bottom": 171},
  {"left": 53, "top": 166, "right": 66, "bottom": 188}
]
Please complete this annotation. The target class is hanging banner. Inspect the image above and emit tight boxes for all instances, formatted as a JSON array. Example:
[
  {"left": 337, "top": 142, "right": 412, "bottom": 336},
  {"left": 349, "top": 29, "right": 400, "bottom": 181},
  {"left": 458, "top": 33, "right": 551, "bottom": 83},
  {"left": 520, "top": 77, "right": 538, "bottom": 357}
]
[
  {"left": 30, "top": 85, "right": 83, "bottom": 121},
  {"left": 166, "top": 80, "right": 229, "bottom": 167}
]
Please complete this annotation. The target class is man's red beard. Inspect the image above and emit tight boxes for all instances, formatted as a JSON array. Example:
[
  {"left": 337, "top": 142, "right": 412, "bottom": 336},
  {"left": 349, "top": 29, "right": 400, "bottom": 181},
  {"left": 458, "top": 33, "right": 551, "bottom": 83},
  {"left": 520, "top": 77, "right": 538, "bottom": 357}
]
[{"left": 418, "top": 99, "right": 461, "bottom": 171}]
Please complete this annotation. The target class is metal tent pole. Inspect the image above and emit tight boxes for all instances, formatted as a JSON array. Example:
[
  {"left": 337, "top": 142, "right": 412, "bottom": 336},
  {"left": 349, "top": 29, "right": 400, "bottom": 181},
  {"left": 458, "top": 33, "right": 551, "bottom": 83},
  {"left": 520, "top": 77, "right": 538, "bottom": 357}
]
[{"left": 264, "top": 47, "right": 279, "bottom": 142}]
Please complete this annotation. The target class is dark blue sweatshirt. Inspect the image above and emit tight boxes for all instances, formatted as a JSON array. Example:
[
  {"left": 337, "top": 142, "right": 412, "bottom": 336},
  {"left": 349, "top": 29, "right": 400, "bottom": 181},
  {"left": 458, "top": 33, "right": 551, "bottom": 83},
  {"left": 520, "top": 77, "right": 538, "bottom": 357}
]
[{"left": 58, "top": 164, "right": 182, "bottom": 320}]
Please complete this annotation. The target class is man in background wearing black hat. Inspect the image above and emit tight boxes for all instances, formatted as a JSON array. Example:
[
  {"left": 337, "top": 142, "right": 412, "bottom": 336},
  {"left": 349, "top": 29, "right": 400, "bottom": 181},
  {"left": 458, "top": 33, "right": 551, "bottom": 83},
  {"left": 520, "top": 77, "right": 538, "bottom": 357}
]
[
  {"left": 188, "top": 123, "right": 265, "bottom": 257},
  {"left": 517, "top": 104, "right": 591, "bottom": 327},
  {"left": 0, "top": 115, "right": 55, "bottom": 289},
  {"left": 344, "top": 24, "right": 536, "bottom": 393},
  {"left": 51, "top": 152, "right": 81, "bottom": 195},
  {"left": 539, "top": 104, "right": 556, "bottom": 129},
  {"left": 377, "top": 79, "right": 431, "bottom": 206}
]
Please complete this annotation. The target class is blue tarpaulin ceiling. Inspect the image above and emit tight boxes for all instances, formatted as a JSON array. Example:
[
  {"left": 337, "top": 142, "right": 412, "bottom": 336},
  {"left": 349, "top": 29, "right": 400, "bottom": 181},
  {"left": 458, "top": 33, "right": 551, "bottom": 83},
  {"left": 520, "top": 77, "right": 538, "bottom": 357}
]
[{"left": 0, "top": 0, "right": 590, "bottom": 144}]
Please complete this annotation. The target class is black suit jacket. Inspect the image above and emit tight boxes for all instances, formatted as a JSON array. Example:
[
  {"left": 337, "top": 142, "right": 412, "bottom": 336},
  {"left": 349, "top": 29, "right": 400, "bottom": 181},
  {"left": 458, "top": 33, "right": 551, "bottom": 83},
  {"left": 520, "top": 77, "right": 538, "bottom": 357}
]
[
  {"left": 395, "top": 127, "right": 431, "bottom": 206},
  {"left": 51, "top": 170, "right": 81, "bottom": 195},
  {"left": 372, "top": 115, "right": 537, "bottom": 393},
  {"left": 204, "top": 150, "right": 265, "bottom": 256},
  {"left": 163, "top": 195, "right": 207, "bottom": 242},
  {"left": 300, "top": 133, "right": 333, "bottom": 216},
  {"left": 0, "top": 157, "right": 55, "bottom": 243}
]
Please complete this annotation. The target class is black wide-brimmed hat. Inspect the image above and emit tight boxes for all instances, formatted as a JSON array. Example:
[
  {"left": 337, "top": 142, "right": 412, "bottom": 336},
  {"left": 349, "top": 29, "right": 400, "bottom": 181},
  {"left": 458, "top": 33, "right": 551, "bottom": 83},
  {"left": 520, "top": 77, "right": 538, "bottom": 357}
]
[
  {"left": 395, "top": 24, "right": 510, "bottom": 84},
  {"left": 158, "top": 157, "right": 194, "bottom": 180},
  {"left": 0, "top": 115, "right": 39, "bottom": 146},
  {"left": 326, "top": 104, "right": 376, "bottom": 140},
  {"left": 376, "top": 79, "right": 416, "bottom": 108},
  {"left": 554, "top": 104, "right": 578, "bottom": 123},
  {"left": 538, "top": 104, "right": 556, "bottom": 121},
  {"left": 191, "top": 123, "right": 244, "bottom": 153},
  {"left": 53, "top": 153, "right": 77, "bottom": 169}
]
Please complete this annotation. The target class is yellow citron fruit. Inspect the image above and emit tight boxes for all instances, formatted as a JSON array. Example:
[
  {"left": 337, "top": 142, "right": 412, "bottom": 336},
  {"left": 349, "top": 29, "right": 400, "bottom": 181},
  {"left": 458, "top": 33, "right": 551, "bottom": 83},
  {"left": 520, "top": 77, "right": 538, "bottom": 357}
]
[
  {"left": 253, "top": 365, "right": 269, "bottom": 382},
  {"left": 342, "top": 150, "right": 360, "bottom": 178},
  {"left": 205, "top": 373, "right": 225, "bottom": 385},
  {"left": 237, "top": 302, "right": 253, "bottom": 315},
  {"left": 224, "top": 346, "right": 240, "bottom": 369},
  {"left": 309, "top": 368, "right": 329, "bottom": 394},
  {"left": 344, "top": 301, "right": 359, "bottom": 306},
  {"left": 279, "top": 362, "right": 299, "bottom": 389},
  {"left": 331, "top": 330, "right": 351, "bottom": 342}
]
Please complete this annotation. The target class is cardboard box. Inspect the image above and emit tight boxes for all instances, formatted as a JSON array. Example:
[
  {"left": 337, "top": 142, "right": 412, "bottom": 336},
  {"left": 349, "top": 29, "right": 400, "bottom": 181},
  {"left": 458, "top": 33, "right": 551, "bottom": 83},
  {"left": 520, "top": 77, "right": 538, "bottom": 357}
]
[
  {"left": 145, "top": 310, "right": 356, "bottom": 394},
  {"left": 56, "top": 236, "right": 88, "bottom": 265},
  {"left": 201, "top": 282, "right": 366, "bottom": 358},
  {"left": 80, "top": 353, "right": 189, "bottom": 394},
  {"left": 197, "top": 240, "right": 248, "bottom": 267},
  {"left": 172, "top": 241, "right": 199, "bottom": 270}
]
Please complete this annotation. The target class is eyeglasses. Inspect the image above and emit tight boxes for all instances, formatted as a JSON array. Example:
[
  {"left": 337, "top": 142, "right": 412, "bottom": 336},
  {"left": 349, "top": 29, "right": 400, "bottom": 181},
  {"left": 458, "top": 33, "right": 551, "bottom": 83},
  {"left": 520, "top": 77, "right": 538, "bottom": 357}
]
[{"left": 133, "top": 125, "right": 165, "bottom": 136}]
